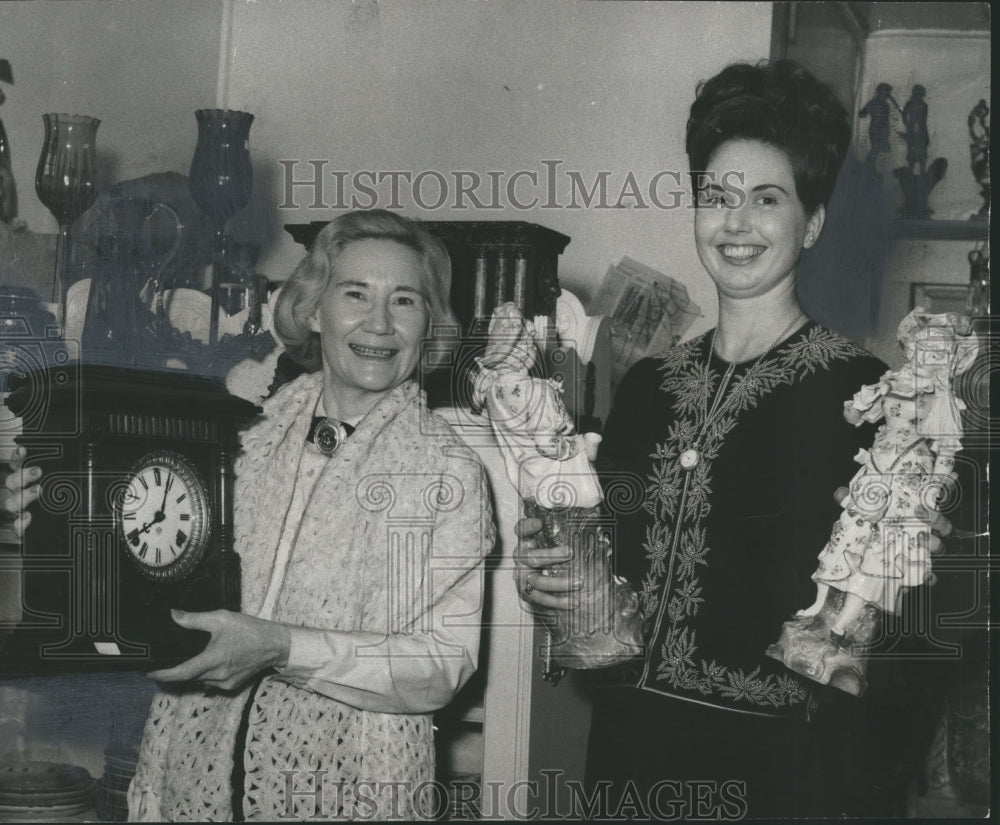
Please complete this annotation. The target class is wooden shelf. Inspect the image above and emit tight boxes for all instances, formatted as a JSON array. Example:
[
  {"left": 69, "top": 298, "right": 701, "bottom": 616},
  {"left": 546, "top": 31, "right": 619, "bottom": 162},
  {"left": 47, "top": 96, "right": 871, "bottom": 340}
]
[{"left": 892, "top": 219, "right": 989, "bottom": 241}]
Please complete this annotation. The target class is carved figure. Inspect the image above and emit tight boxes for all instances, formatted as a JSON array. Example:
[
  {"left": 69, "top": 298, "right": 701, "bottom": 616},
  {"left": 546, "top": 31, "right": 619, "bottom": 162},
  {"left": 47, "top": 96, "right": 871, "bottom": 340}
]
[
  {"left": 968, "top": 99, "right": 990, "bottom": 219},
  {"left": 472, "top": 302, "right": 600, "bottom": 509},
  {"left": 889, "top": 82, "right": 947, "bottom": 217},
  {"left": 858, "top": 82, "right": 901, "bottom": 167},
  {"left": 900, "top": 85, "right": 929, "bottom": 177}
]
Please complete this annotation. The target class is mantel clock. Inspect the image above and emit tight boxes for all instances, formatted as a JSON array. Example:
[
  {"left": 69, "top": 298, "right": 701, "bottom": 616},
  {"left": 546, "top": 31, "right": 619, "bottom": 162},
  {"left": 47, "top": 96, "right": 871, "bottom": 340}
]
[{"left": 1, "top": 364, "right": 260, "bottom": 673}]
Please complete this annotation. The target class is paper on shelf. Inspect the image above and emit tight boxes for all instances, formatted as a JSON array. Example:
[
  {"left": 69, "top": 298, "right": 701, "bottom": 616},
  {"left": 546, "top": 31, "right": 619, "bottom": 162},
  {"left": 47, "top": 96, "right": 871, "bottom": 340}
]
[{"left": 590, "top": 257, "right": 701, "bottom": 383}]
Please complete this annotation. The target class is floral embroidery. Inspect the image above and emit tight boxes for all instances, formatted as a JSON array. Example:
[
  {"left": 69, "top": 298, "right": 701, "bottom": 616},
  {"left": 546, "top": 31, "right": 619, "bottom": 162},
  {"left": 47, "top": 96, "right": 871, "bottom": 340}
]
[
  {"left": 781, "top": 325, "right": 863, "bottom": 374},
  {"left": 641, "top": 326, "right": 867, "bottom": 710}
]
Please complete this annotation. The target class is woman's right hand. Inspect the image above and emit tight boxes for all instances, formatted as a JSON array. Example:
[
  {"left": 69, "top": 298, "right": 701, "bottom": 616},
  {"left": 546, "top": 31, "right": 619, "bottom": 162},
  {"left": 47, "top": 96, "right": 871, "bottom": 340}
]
[
  {"left": 513, "top": 516, "right": 581, "bottom": 612},
  {"left": 149, "top": 609, "right": 291, "bottom": 692},
  {"left": 1, "top": 447, "right": 42, "bottom": 538}
]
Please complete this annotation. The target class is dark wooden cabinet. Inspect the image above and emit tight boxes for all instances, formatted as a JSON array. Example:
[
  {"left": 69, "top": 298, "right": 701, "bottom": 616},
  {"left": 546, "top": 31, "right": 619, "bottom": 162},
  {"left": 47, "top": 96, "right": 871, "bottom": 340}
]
[{"left": 284, "top": 220, "right": 570, "bottom": 335}]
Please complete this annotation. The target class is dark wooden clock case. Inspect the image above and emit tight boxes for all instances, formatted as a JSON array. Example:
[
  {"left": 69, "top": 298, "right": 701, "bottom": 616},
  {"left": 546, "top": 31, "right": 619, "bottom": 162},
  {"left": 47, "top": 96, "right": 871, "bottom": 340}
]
[{"left": 1, "top": 364, "right": 260, "bottom": 674}]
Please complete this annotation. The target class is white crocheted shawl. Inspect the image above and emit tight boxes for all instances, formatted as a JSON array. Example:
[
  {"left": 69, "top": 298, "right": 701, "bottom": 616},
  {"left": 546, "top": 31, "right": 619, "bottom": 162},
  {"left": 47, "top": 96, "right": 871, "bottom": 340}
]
[{"left": 128, "top": 373, "right": 491, "bottom": 821}]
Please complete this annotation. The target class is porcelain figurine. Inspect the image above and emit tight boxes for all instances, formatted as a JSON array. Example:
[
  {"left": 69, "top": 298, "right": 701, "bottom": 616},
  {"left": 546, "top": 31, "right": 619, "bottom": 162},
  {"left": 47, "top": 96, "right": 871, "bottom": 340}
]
[
  {"left": 473, "top": 302, "right": 643, "bottom": 669},
  {"left": 768, "top": 308, "right": 979, "bottom": 695}
]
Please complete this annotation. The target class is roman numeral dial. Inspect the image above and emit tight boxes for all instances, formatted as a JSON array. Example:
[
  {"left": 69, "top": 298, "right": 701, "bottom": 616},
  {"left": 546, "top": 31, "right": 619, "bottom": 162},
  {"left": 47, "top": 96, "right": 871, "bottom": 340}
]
[{"left": 117, "top": 450, "right": 211, "bottom": 582}]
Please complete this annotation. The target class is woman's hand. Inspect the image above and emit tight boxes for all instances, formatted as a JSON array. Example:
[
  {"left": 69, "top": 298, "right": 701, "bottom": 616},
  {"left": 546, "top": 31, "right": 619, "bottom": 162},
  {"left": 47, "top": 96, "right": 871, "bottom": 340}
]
[
  {"left": 148, "top": 609, "right": 291, "bottom": 692},
  {"left": 1, "top": 447, "right": 42, "bottom": 538},
  {"left": 511, "top": 433, "right": 600, "bottom": 611},
  {"left": 915, "top": 490, "right": 955, "bottom": 558},
  {"left": 513, "top": 517, "right": 582, "bottom": 612}
]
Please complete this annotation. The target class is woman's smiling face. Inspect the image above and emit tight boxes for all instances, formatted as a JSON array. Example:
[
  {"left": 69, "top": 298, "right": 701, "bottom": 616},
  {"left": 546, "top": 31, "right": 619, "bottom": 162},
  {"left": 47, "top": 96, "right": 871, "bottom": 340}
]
[
  {"left": 694, "top": 140, "right": 825, "bottom": 301},
  {"left": 309, "top": 238, "right": 431, "bottom": 413}
]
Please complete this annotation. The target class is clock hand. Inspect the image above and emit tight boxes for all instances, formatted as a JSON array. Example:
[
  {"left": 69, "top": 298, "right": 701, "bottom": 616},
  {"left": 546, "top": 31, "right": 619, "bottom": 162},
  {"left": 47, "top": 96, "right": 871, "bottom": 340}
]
[
  {"left": 129, "top": 510, "right": 167, "bottom": 543},
  {"left": 159, "top": 475, "right": 171, "bottom": 515}
]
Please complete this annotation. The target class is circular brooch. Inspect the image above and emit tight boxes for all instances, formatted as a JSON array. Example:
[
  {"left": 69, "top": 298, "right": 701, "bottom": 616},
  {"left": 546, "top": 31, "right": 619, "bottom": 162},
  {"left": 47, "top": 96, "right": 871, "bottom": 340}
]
[{"left": 314, "top": 418, "right": 350, "bottom": 456}]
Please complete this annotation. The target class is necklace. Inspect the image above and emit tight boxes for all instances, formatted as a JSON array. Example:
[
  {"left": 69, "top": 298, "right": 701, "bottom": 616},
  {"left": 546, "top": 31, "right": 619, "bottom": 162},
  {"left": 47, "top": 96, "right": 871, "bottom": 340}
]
[{"left": 678, "top": 312, "right": 805, "bottom": 472}]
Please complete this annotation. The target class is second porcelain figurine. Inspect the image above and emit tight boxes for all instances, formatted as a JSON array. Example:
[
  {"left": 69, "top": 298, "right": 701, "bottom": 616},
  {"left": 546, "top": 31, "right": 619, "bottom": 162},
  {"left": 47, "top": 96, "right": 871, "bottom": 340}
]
[{"left": 768, "top": 308, "right": 979, "bottom": 695}]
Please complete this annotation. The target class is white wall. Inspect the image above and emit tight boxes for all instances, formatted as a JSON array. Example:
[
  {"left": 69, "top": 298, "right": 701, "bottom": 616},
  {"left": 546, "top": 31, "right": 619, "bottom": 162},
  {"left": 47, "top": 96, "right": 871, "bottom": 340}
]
[
  {"left": 0, "top": 0, "right": 223, "bottom": 235},
  {"left": 222, "top": 0, "right": 772, "bottom": 338}
]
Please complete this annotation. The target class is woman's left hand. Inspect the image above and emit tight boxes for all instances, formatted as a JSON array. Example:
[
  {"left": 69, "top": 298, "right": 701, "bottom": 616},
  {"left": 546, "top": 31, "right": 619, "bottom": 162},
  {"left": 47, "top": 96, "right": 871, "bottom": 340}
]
[
  {"left": 148, "top": 609, "right": 291, "bottom": 691},
  {"left": 916, "top": 501, "right": 953, "bottom": 556}
]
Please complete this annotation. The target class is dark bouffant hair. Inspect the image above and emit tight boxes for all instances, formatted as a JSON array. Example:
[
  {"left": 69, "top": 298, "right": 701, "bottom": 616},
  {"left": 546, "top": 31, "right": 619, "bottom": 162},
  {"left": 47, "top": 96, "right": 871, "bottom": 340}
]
[{"left": 686, "top": 60, "right": 850, "bottom": 214}]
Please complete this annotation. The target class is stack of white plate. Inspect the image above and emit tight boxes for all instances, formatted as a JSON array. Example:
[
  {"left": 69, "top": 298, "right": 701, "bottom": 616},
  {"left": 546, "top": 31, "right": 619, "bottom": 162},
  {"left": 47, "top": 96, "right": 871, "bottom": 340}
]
[
  {"left": 0, "top": 760, "right": 95, "bottom": 822},
  {"left": 95, "top": 745, "right": 138, "bottom": 822}
]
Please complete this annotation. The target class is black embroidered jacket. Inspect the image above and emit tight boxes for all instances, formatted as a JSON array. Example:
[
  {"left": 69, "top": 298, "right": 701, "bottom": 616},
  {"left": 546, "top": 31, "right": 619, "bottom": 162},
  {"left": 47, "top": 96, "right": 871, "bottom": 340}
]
[{"left": 597, "top": 323, "right": 886, "bottom": 718}]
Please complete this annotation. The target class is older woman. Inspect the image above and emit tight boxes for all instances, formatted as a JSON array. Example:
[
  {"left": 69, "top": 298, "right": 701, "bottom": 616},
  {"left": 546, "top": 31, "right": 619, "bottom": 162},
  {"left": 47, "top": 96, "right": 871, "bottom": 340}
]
[
  {"left": 4, "top": 209, "right": 493, "bottom": 821},
  {"left": 517, "top": 61, "right": 950, "bottom": 818}
]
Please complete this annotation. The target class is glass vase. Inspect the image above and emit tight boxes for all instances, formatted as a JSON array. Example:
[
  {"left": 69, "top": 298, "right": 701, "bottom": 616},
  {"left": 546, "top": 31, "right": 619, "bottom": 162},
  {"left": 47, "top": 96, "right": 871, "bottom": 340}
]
[
  {"left": 34, "top": 114, "right": 100, "bottom": 330},
  {"left": 524, "top": 499, "right": 645, "bottom": 670},
  {"left": 188, "top": 109, "right": 253, "bottom": 345}
]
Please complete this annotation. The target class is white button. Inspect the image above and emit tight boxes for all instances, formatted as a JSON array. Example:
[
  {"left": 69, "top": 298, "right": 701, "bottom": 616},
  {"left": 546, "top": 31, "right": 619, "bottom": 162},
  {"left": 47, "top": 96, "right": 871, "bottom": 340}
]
[{"left": 680, "top": 449, "right": 700, "bottom": 470}]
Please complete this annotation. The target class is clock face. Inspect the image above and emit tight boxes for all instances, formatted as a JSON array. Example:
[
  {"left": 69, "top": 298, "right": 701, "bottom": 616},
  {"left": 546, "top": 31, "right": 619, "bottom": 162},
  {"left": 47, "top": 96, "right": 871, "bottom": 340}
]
[{"left": 117, "top": 450, "right": 212, "bottom": 582}]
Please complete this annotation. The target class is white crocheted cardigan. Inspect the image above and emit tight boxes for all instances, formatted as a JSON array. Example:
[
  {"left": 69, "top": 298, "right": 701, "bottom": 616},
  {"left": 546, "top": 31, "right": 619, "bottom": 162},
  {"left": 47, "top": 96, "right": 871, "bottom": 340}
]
[{"left": 127, "top": 374, "right": 492, "bottom": 821}]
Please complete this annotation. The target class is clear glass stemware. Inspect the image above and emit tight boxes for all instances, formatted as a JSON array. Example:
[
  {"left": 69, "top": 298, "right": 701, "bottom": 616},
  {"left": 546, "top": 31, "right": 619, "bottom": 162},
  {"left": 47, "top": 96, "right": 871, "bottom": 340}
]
[{"left": 35, "top": 113, "right": 100, "bottom": 330}]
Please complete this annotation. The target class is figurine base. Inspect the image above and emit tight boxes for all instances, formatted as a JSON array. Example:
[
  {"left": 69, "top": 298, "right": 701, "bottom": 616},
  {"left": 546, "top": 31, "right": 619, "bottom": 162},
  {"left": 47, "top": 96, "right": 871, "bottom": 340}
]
[
  {"left": 766, "top": 588, "right": 883, "bottom": 697},
  {"left": 894, "top": 158, "right": 947, "bottom": 220},
  {"left": 525, "top": 499, "right": 644, "bottom": 669}
]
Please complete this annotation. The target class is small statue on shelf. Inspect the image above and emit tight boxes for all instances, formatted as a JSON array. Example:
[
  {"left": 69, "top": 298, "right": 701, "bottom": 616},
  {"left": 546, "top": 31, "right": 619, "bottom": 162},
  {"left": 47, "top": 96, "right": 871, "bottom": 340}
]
[
  {"left": 767, "top": 308, "right": 979, "bottom": 696},
  {"left": 901, "top": 85, "right": 929, "bottom": 177},
  {"left": 472, "top": 302, "right": 643, "bottom": 670},
  {"left": 967, "top": 99, "right": 990, "bottom": 220},
  {"left": 858, "top": 82, "right": 901, "bottom": 168},
  {"left": 892, "top": 83, "right": 947, "bottom": 218}
]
